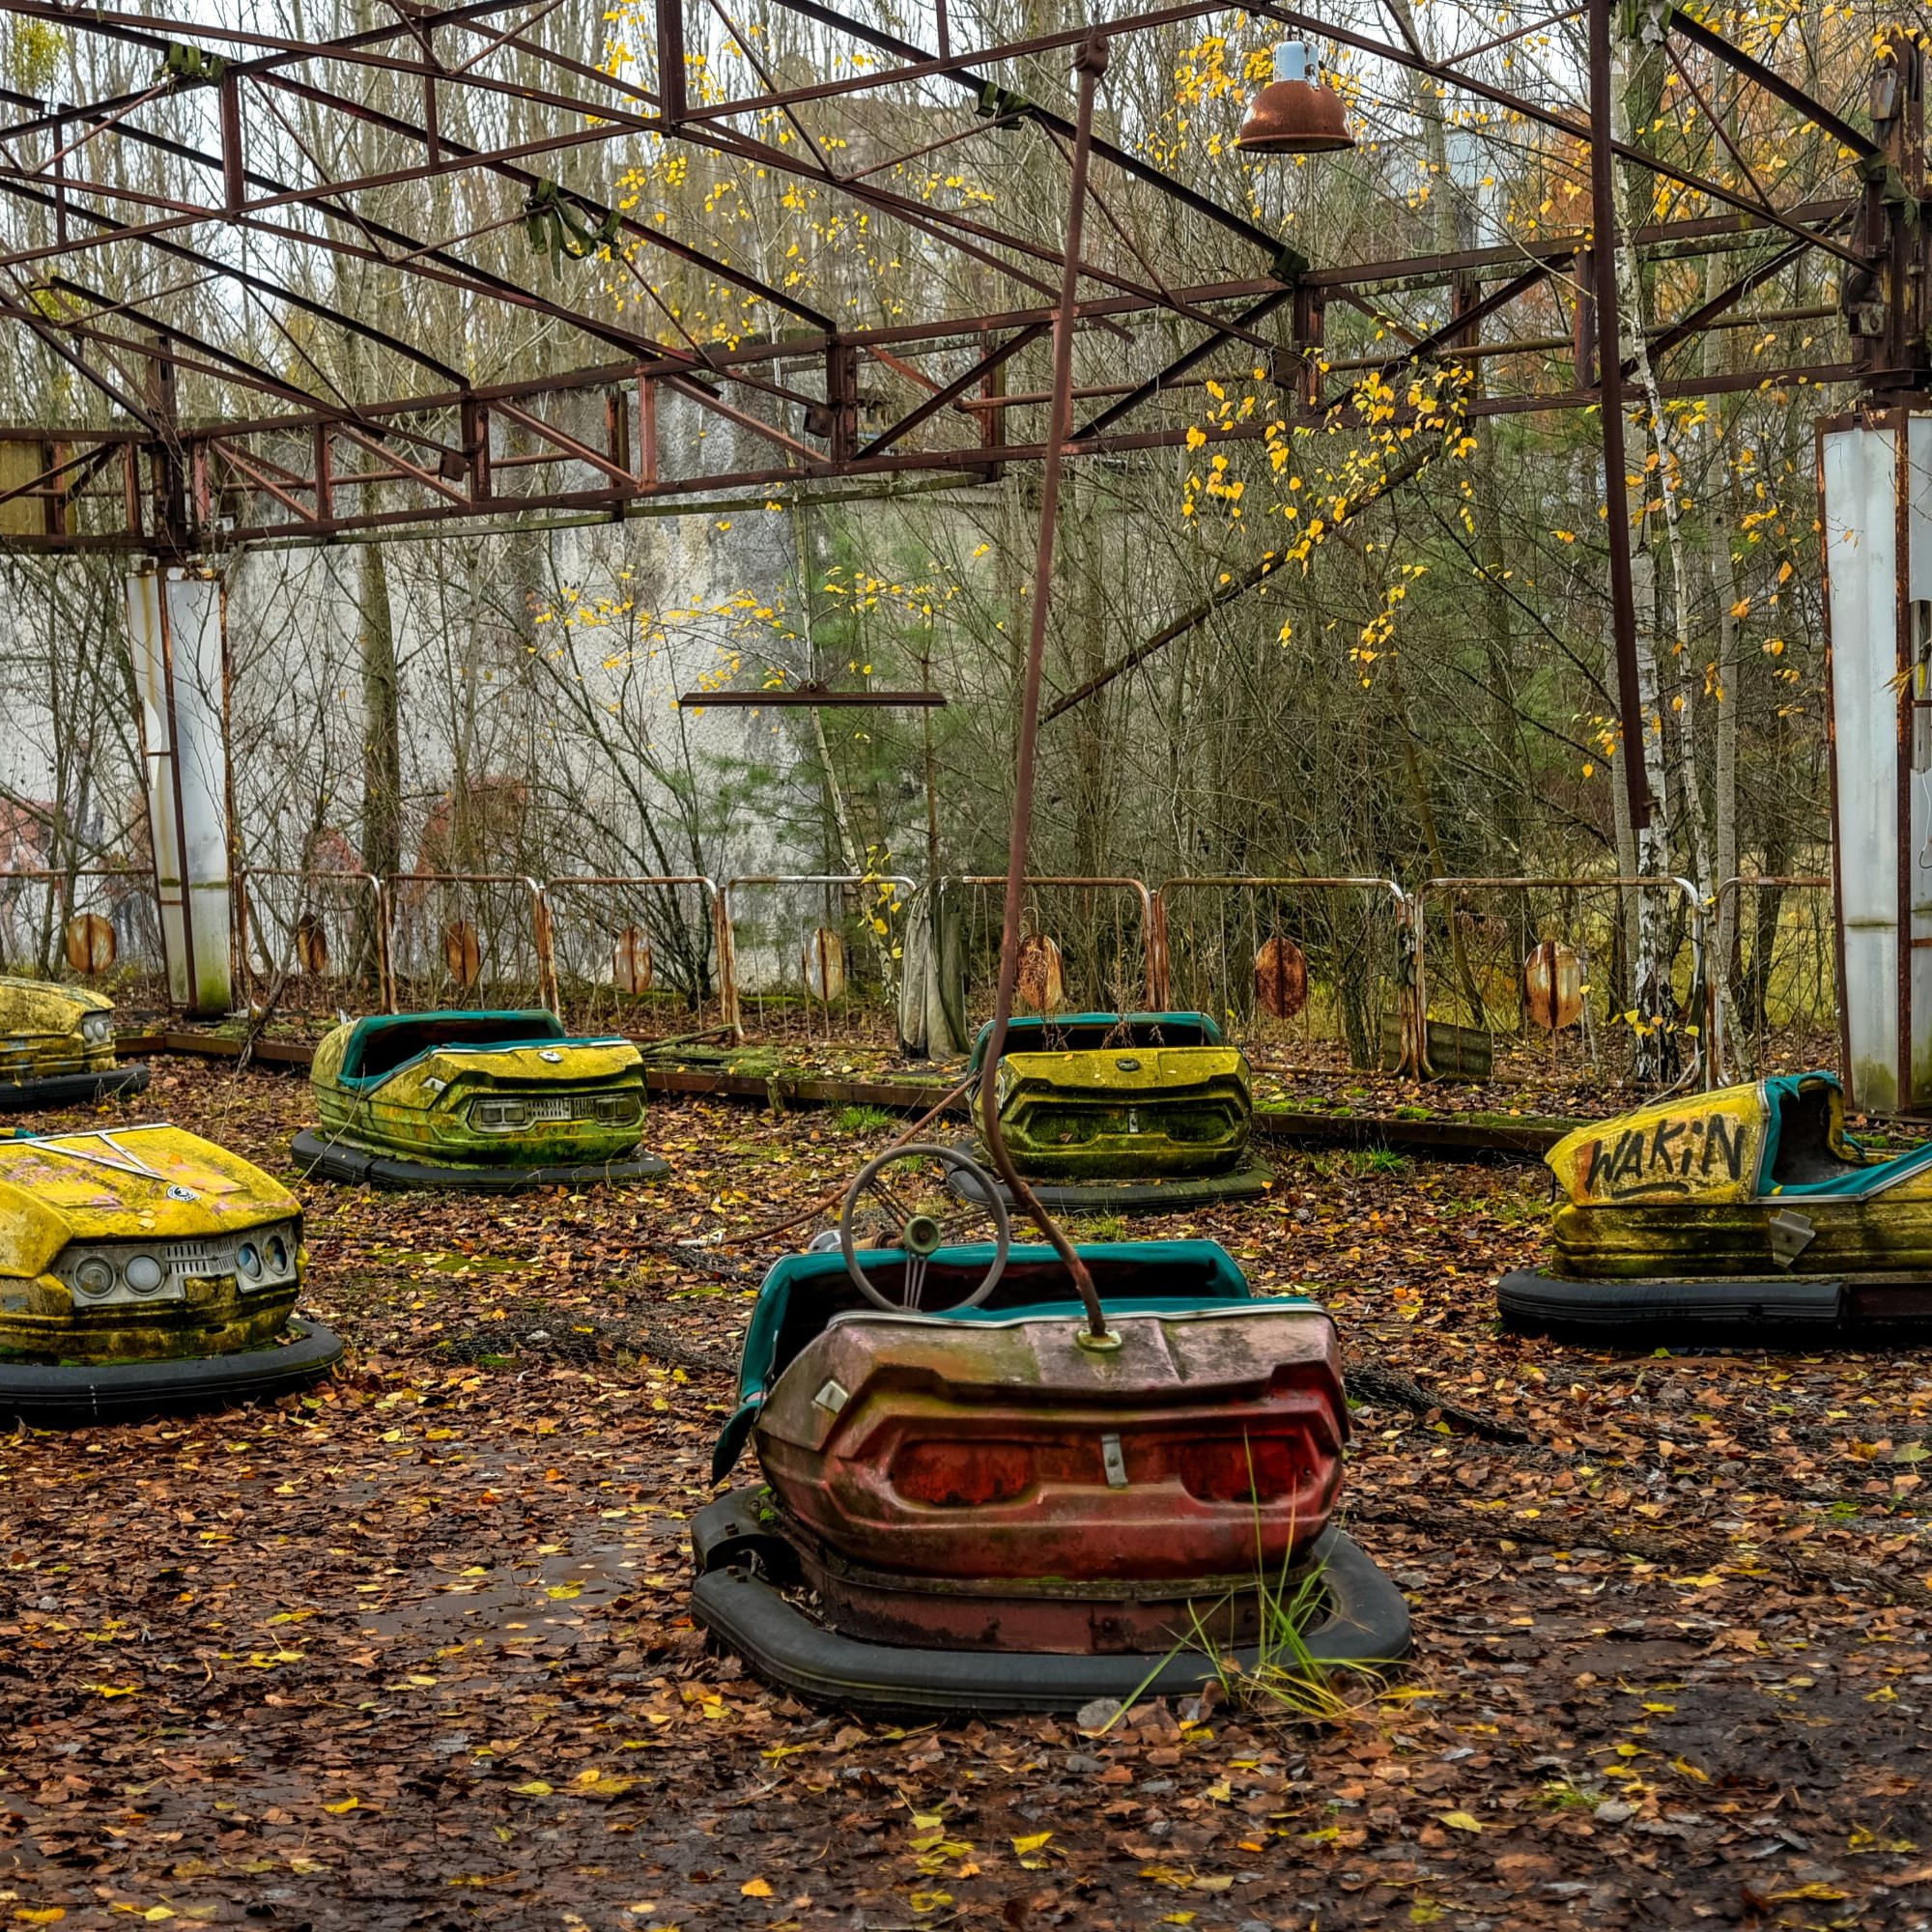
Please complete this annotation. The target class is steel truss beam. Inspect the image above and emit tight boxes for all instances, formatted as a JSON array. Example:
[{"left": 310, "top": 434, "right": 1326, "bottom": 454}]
[{"left": 0, "top": 0, "right": 1904, "bottom": 555}]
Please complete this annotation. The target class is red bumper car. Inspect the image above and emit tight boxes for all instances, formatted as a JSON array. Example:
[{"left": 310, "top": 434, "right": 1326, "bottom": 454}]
[{"left": 692, "top": 1148, "right": 1407, "bottom": 1716}]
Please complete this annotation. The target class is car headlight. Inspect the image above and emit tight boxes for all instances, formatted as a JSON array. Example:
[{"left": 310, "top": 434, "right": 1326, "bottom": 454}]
[
  {"left": 236, "top": 1240, "right": 262, "bottom": 1281},
  {"left": 75, "top": 1257, "right": 116, "bottom": 1298},
  {"left": 124, "top": 1255, "right": 164, "bottom": 1294},
  {"left": 471, "top": 1098, "right": 531, "bottom": 1129},
  {"left": 266, "top": 1233, "right": 290, "bottom": 1276},
  {"left": 80, "top": 1013, "right": 112, "bottom": 1045}
]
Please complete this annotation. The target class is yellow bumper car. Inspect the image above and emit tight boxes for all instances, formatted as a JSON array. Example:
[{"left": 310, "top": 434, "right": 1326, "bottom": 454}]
[
  {"left": 1498, "top": 1072, "right": 1932, "bottom": 1341},
  {"left": 0, "top": 974, "right": 149, "bottom": 1110},
  {"left": 949, "top": 1012, "right": 1272, "bottom": 1214},
  {"left": 292, "top": 1009, "right": 668, "bottom": 1190},
  {"left": 0, "top": 1122, "right": 342, "bottom": 1424}
]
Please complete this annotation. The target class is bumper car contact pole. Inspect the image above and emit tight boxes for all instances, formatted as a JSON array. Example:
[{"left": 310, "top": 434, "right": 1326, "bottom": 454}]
[{"left": 976, "top": 28, "right": 1117, "bottom": 1351}]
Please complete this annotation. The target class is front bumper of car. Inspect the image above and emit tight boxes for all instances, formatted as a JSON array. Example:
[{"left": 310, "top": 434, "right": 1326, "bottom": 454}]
[
  {"left": 0, "top": 1315, "right": 344, "bottom": 1425},
  {"left": 327, "top": 1079, "right": 649, "bottom": 1166},
  {"left": 290, "top": 1127, "right": 669, "bottom": 1192},
  {"left": 690, "top": 1489, "right": 1409, "bottom": 1718},
  {"left": 0, "top": 1224, "right": 305, "bottom": 1365},
  {"left": 982, "top": 1046, "right": 1254, "bottom": 1180},
  {"left": 0, "top": 1029, "right": 119, "bottom": 1083},
  {"left": 0, "top": 1064, "right": 149, "bottom": 1111}
]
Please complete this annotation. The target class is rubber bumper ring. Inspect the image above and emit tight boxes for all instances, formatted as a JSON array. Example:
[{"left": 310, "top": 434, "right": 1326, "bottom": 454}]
[
  {"left": 690, "top": 1506, "right": 1409, "bottom": 1719},
  {"left": 291, "top": 1128, "right": 669, "bottom": 1192},
  {"left": 944, "top": 1154, "right": 1274, "bottom": 1215},
  {"left": 0, "top": 1315, "right": 345, "bottom": 1427},
  {"left": 0, "top": 1064, "right": 151, "bottom": 1113},
  {"left": 1496, "top": 1265, "right": 1846, "bottom": 1342}
]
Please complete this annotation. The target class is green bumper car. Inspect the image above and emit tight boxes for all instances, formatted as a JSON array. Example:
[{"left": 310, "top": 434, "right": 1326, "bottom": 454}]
[{"left": 292, "top": 1009, "right": 669, "bottom": 1191}]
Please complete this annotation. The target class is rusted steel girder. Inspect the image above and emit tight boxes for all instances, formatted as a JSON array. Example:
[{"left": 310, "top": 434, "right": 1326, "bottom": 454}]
[{"left": 0, "top": 355, "right": 1862, "bottom": 552}]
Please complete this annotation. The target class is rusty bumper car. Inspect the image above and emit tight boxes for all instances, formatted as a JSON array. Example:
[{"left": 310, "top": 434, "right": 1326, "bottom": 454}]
[
  {"left": 692, "top": 1144, "right": 1406, "bottom": 1716},
  {"left": 292, "top": 1009, "right": 668, "bottom": 1191},
  {"left": 1499, "top": 1072, "right": 1932, "bottom": 1342},
  {"left": 0, "top": 975, "right": 150, "bottom": 1111},
  {"left": 946, "top": 1012, "right": 1273, "bottom": 1214},
  {"left": 0, "top": 1122, "right": 343, "bottom": 1425}
]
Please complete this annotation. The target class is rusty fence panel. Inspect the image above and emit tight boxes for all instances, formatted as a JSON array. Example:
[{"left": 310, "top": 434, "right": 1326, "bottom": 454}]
[
  {"left": 542, "top": 874, "right": 734, "bottom": 1039},
  {"left": 382, "top": 872, "right": 556, "bottom": 1014},
  {"left": 1412, "top": 875, "right": 1707, "bottom": 1094},
  {"left": 235, "top": 867, "right": 392, "bottom": 1020},
  {"left": 1153, "top": 877, "right": 1412, "bottom": 1077},
  {"left": 0, "top": 867, "right": 171, "bottom": 1020},
  {"left": 720, "top": 874, "right": 916, "bottom": 1048},
  {"left": 940, "top": 875, "right": 1159, "bottom": 1035},
  {"left": 1709, "top": 874, "right": 1835, "bottom": 1084}
]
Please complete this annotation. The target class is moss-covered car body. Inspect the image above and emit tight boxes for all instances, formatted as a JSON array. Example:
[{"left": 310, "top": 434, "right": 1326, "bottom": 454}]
[
  {"left": 0, "top": 973, "right": 119, "bottom": 1085},
  {"left": 969, "top": 1011, "right": 1253, "bottom": 1179},
  {"left": 310, "top": 1010, "right": 647, "bottom": 1168},
  {"left": 0, "top": 1124, "right": 304, "bottom": 1365},
  {"left": 1540, "top": 1071, "right": 1932, "bottom": 1279}
]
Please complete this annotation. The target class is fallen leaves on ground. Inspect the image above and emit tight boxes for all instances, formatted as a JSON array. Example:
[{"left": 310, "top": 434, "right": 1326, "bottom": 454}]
[{"left": 0, "top": 1057, "right": 1929, "bottom": 1928}]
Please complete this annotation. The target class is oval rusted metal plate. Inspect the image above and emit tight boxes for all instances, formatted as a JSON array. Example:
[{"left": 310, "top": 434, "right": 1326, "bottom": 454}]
[
  {"left": 1014, "top": 933, "right": 1065, "bottom": 1014},
  {"left": 1253, "top": 934, "right": 1309, "bottom": 1020},
  {"left": 441, "top": 918, "right": 482, "bottom": 987},
  {"left": 802, "top": 925, "right": 847, "bottom": 1003},
  {"left": 64, "top": 911, "right": 115, "bottom": 975},
  {"left": 612, "top": 924, "right": 653, "bottom": 995},
  {"left": 1522, "top": 938, "right": 1583, "bottom": 1031},
  {"left": 294, "top": 912, "right": 330, "bottom": 977}
]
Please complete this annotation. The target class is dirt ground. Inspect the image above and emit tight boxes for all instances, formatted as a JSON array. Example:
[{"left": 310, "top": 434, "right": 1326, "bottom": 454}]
[{"left": 4, "top": 1057, "right": 1931, "bottom": 1932}]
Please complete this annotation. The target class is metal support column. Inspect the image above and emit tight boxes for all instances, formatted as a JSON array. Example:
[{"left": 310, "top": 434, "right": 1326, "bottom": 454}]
[
  {"left": 1824, "top": 411, "right": 1932, "bottom": 1113},
  {"left": 127, "top": 561, "right": 235, "bottom": 1017}
]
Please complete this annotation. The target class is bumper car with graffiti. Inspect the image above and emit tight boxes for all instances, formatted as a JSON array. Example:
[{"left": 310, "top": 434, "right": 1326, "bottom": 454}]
[
  {"left": 292, "top": 1009, "right": 669, "bottom": 1191},
  {"left": 947, "top": 1012, "right": 1273, "bottom": 1213},
  {"left": 0, "top": 1123, "right": 343, "bottom": 1424},
  {"left": 1498, "top": 1072, "right": 1932, "bottom": 1340},
  {"left": 692, "top": 1144, "right": 1407, "bottom": 1716},
  {"left": 0, "top": 974, "right": 149, "bottom": 1111}
]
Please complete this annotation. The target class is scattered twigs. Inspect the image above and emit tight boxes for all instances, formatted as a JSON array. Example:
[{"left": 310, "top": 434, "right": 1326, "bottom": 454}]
[
  {"left": 612, "top": 1322, "right": 736, "bottom": 1378},
  {"left": 1346, "top": 1358, "right": 1533, "bottom": 1443},
  {"left": 666, "top": 1067, "right": 980, "bottom": 1255}
]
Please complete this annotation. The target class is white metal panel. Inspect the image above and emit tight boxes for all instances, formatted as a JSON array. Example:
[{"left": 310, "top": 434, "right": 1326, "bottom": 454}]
[
  {"left": 1910, "top": 417, "right": 1932, "bottom": 1105},
  {"left": 126, "top": 566, "right": 233, "bottom": 1016},
  {"left": 1825, "top": 422, "right": 1901, "bottom": 1111}
]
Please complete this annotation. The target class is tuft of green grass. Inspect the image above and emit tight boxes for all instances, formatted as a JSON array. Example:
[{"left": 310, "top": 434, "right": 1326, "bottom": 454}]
[
  {"left": 833, "top": 1104, "right": 896, "bottom": 1134},
  {"left": 1087, "top": 1436, "right": 1417, "bottom": 1734},
  {"left": 1539, "top": 1781, "right": 1605, "bottom": 1812},
  {"left": 1348, "top": 1147, "right": 1411, "bottom": 1178}
]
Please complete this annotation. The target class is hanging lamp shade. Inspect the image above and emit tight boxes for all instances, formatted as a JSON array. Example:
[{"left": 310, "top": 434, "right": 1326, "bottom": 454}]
[{"left": 1236, "top": 42, "right": 1355, "bottom": 154}]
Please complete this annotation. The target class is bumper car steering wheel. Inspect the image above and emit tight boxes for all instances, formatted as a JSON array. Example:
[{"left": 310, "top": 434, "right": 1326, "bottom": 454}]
[{"left": 839, "top": 1143, "right": 1011, "bottom": 1311}]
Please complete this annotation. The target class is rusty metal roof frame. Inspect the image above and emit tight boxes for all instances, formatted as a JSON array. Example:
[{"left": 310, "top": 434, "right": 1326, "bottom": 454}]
[{"left": 0, "top": 0, "right": 1912, "bottom": 576}]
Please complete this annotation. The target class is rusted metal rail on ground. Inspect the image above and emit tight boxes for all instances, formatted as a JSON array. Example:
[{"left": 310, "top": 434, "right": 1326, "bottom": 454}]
[{"left": 113, "top": 1027, "right": 1576, "bottom": 1160}]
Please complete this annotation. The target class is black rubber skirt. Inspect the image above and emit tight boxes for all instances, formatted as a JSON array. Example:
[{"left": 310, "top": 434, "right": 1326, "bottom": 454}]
[
  {"left": 1497, "top": 1265, "right": 1850, "bottom": 1343},
  {"left": 0, "top": 1064, "right": 151, "bottom": 1112},
  {"left": 0, "top": 1316, "right": 345, "bottom": 1427},
  {"left": 291, "top": 1128, "right": 669, "bottom": 1192},
  {"left": 945, "top": 1154, "right": 1275, "bottom": 1216},
  {"left": 690, "top": 1496, "right": 1409, "bottom": 1719}
]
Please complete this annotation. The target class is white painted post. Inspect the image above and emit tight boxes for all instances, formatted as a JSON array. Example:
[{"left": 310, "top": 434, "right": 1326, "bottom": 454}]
[
  {"left": 1824, "top": 412, "right": 1932, "bottom": 1114},
  {"left": 126, "top": 562, "right": 234, "bottom": 1017}
]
